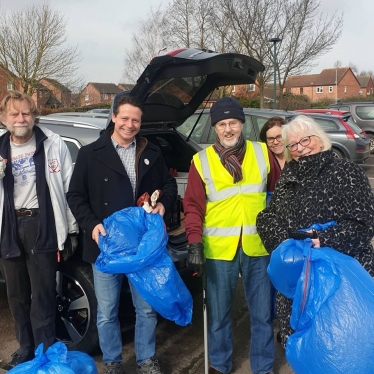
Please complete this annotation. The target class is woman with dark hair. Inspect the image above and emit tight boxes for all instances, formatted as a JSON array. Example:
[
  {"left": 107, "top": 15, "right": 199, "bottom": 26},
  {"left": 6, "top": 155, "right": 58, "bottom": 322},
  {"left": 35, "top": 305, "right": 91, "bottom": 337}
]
[{"left": 259, "top": 117, "right": 286, "bottom": 170}]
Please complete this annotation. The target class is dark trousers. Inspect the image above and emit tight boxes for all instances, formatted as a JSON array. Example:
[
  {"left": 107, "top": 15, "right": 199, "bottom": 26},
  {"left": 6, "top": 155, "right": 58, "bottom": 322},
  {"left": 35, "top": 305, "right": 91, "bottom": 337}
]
[{"left": 0, "top": 214, "right": 57, "bottom": 357}]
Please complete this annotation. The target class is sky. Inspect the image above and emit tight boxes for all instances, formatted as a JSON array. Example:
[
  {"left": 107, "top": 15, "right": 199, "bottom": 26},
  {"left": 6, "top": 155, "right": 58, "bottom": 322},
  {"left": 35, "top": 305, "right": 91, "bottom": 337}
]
[{"left": 0, "top": 0, "right": 373, "bottom": 86}]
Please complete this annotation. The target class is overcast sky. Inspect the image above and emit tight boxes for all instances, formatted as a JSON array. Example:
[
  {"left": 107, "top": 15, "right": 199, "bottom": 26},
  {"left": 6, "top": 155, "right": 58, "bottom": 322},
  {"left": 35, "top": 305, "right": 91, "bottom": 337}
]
[{"left": 1, "top": 0, "right": 373, "bottom": 86}]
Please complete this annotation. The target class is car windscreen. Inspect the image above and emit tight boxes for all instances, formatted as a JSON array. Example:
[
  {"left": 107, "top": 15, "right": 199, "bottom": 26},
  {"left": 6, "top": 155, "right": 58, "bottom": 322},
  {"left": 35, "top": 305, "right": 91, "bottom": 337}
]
[{"left": 145, "top": 76, "right": 207, "bottom": 109}]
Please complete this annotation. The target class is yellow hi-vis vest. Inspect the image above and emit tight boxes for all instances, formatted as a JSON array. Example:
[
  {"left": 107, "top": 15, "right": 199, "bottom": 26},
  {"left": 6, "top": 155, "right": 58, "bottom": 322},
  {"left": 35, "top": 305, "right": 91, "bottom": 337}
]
[{"left": 193, "top": 141, "right": 270, "bottom": 260}]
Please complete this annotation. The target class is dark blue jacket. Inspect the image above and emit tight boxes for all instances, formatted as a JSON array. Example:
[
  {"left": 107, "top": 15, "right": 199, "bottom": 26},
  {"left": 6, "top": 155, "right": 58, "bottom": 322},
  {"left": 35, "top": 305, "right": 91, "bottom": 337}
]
[{"left": 67, "top": 131, "right": 177, "bottom": 263}]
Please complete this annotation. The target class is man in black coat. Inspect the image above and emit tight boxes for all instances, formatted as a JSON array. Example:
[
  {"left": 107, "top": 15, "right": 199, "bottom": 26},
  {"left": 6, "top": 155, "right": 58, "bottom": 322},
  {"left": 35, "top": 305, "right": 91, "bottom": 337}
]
[{"left": 67, "top": 94, "right": 177, "bottom": 374}]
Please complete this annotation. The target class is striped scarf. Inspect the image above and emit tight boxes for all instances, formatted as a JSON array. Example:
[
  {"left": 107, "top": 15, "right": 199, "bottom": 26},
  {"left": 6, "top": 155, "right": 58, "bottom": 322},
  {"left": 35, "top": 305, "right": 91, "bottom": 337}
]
[{"left": 213, "top": 133, "right": 246, "bottom": 183}]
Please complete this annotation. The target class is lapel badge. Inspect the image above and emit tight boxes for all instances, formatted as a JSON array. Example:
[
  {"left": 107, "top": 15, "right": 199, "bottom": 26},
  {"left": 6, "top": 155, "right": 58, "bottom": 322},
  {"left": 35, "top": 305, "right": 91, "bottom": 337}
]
[{"left": 144, "top": 158, "right": 150, "bottom": 165}]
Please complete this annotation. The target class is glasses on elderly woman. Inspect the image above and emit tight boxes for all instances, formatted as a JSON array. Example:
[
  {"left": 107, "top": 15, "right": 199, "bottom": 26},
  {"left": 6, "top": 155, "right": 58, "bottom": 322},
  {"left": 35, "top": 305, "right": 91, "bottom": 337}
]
[
  {"left": 286, "top": 135, "right": 317, "bottom": 151},
  {"left": 266, "top": 135, "right": 282, "bottom": 144}
]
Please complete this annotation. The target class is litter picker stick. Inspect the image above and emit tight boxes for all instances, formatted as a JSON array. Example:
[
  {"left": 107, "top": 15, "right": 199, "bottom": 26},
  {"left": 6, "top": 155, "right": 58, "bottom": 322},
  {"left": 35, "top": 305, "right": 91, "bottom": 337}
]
[{"left": 202, "top": 270, "right": 209, "bottom": 374}]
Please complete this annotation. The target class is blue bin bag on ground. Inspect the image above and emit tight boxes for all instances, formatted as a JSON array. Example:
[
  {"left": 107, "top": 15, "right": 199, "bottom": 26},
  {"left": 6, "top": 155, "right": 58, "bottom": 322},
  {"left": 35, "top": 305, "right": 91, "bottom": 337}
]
[
  {"left": 268, "top": 239, "right": 374, "bottom": 374},
  {"left": 8, "top": 342, "right": 97, "bottom": 374},
  {"left": 95, "top": 207, "right": 193, "bottom": 326}
]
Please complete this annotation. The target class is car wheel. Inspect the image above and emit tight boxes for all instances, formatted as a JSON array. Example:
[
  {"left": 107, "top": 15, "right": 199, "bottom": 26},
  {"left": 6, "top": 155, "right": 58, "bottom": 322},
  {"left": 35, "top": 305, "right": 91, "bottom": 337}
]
[
  {"left": 331, "top": 147, "right": 345, "bottom": 159},
  {"left": 55, "top": 261, "right": 98, "bottom": 353},
  {"left": 367, "top": 133, "right": 374, "bottom": 153}
]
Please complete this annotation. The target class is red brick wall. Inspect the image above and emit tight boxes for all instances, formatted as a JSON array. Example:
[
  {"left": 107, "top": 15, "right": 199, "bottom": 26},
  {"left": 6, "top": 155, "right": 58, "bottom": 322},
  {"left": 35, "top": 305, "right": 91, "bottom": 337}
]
[
  {"left": 0, "top": 67, "right": 22, "bottom": 102},
  {"left": 31, "top": 89, "right": 49, "bottom": 109},
  {"left": 284, "top": 71, "right": 361, "bottom": 102},
  {"left": 80, "top": 84, "right": 117, "bottom": 106},
  {"left": 364, "top": 79, "right": 374, "bottom": 96},
  {"left": 40, "top": 79, "right": 72, "bottom": 107}
]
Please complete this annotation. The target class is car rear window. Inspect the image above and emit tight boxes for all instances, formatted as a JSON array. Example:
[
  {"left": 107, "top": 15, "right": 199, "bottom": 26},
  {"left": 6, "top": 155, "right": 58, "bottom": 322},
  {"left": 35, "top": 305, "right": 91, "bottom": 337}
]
[
  {"left": 346, "top": 118, "right": 364, "bottom": 134},
  {"left": 355, "top": 106, "right": 374, "bottom": 120},
  {"left": 146, "top": 76, "right": 207, "bottom": 109},
  {"left": 312, "top": 118, "right": 339, "bottom": 131}
]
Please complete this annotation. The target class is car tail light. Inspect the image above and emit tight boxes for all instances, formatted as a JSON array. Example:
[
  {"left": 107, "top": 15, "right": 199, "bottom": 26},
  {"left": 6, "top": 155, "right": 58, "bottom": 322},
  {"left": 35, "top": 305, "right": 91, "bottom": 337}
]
[{"left": 338, "top": 118, "right": 360, "bottom": 139}]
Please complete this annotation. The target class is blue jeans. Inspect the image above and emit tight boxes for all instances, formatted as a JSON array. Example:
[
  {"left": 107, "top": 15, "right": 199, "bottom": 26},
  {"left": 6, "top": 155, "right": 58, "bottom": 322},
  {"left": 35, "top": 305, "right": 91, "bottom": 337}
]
[
  {"left": 92, "top": 265, "right": 157, "bottom": 365},
  {"left": 206, "top": 248, "right": 274, "bottom": 374}
]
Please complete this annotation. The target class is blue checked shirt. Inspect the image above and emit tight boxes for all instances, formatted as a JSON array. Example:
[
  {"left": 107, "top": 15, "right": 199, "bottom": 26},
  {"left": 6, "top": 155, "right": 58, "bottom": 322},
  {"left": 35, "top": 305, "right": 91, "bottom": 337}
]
[{"left": 111, "top": 137, "right": 136, "bottom": 203}]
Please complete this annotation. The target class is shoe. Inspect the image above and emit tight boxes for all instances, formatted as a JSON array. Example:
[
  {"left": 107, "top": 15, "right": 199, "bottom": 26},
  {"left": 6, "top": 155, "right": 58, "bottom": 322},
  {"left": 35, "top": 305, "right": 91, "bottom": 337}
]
[
  {"left": 209, "top": 368, "right": 222, "bottom": 374},
  {"left": 136, "top": 358, "right": 163, "bottom": 374},
  {"left": 276, "top": 330, "right": 282, "bottom": 343},
  {"left": 2, "top": 351, "right": 33, "bottom": 371},
  {"left": 105, "top": 362, "right": 125, "bottom": 374}
]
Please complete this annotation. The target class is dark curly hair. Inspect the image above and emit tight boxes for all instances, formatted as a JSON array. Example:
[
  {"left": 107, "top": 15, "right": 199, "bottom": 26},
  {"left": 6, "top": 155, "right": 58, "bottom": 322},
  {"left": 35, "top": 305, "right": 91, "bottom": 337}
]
[
  {"left": 112, "top": 93, "right": 143, "bottom": 116},
  {"left": 259, "top": 116, "right": 286, "bottom": 143}
]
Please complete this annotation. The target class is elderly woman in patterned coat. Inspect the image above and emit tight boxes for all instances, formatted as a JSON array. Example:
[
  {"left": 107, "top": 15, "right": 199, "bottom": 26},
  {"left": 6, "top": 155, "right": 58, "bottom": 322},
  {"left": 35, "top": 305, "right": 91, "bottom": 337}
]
[{"left": 256, "top": 114, "right": 374, "bottom": 347}]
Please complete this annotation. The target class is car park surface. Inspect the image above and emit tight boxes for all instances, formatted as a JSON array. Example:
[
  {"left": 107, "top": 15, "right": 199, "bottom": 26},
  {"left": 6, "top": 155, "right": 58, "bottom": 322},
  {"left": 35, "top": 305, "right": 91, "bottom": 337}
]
[{"left": 179, "top": 108, "right": 370, "bottom": 163}]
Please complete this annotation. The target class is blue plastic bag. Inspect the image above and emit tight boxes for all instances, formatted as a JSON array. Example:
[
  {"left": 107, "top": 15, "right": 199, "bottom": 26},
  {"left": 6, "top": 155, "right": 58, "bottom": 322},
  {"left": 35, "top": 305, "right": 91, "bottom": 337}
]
[
  {"left": 8, "top": 342, "right": 97, "bottom": 374},
  {"left": 268, "top": 239, "right": 374, "bottom": 374},
  {"left": 95, "top": 207, "right": 193, "bottom": 326}
]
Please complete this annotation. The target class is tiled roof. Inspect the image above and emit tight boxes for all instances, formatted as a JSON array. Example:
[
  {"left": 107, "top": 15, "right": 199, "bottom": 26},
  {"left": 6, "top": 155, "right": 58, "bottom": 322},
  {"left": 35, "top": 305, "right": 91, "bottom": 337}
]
[
  {"left": 356, "top": 76, "right": 371, "bottom": 88},
  {"left": 118, "top": 83, "right": 135, "bottom": 91},
  {"left": 89, "top": 83, "right": 123, "bottom": 94},
  {"left": 42, "top": 78, "right": 71, "bottom": 92},
  {"left": 35, "top": 83, "right": 49, "bottom": 91},
  {"left": 284, "top": 67, "right": 351, "bottom": 87}
]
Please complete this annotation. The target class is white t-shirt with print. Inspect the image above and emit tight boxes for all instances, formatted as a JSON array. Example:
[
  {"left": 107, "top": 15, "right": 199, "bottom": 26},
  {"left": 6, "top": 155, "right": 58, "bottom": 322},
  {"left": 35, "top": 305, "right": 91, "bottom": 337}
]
[{"left": 11, "top": 134, "right": 38, "bottom": 209}]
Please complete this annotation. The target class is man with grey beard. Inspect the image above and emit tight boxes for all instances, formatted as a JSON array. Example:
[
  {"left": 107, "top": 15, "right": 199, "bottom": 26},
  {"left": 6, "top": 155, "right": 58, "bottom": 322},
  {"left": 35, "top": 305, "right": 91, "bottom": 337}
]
[{"left": 0, "top": 91, "right": 78, "bottom": 371}]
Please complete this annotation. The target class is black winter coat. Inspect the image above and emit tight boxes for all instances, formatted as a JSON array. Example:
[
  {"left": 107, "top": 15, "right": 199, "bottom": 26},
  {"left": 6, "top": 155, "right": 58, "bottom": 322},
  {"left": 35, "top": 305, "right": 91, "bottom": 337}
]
[
  {"left": 256, "top": 150, "right": 374, "bottom": 275},
  {"left": 67, "top": 131, "right": 177, "bottom": 263}
]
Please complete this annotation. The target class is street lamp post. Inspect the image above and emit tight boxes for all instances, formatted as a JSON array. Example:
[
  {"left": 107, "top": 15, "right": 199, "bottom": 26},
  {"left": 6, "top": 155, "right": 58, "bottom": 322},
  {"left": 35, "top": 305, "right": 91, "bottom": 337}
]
[{"left": 269, "top": 37, "right": 282, "bottom": 109}]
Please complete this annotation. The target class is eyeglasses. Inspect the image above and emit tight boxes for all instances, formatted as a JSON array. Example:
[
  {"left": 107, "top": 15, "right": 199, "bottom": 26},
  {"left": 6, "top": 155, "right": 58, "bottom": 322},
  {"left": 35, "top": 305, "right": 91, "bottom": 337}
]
[
  {"left": 286, "top": 135, "right": 317, "bottom": 151},
  {"left": 215, "top": 120, "right": 241, "bottom": 130},
  {"left": 266, "top": 134, "right": 282, "bottom": 144}
]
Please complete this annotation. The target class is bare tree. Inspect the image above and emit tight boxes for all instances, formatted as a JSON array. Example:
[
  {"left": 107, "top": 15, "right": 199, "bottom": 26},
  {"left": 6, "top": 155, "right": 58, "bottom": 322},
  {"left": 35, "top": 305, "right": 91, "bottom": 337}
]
[
  {"left": 163, "top": 0, "right": 215, "bottom": 50},
  {"left": 215, "top": 0, "right": 343, "bottom": 107},
  {"left": 349, "top": 62, "right": 359, "bottom": 74},
  {"left": 0, "top": 4, "right": 81, "bottom": 95},
  {"left": 123, "top": 6, "right": 169, "bottom": 83}
]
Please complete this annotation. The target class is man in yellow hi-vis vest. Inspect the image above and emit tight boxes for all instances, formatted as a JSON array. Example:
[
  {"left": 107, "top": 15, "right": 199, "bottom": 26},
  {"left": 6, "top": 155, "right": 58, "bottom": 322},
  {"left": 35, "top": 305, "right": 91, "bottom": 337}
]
[{"left": 184, "top": 97, "right": 280, "bottom": 374}]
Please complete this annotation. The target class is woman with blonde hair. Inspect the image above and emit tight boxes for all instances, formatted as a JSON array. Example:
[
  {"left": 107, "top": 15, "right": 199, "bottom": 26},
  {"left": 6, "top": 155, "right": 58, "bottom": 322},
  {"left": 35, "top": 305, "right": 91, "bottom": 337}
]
[{"left": 256, "top": 115, "right": 374, "bottom": 347}]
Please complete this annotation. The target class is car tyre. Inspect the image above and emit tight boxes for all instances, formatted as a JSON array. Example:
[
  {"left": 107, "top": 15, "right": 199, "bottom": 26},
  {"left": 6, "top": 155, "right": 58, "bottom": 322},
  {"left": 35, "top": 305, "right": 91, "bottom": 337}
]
[
  {"left": 367, "top": 133, "right": 374, "bottom": 154},
  {"left": 331, "top": 147, "right": 345, "bottom": 159},
  {"left": 55, "top": 261, "right": 98, "bottom": 353}
]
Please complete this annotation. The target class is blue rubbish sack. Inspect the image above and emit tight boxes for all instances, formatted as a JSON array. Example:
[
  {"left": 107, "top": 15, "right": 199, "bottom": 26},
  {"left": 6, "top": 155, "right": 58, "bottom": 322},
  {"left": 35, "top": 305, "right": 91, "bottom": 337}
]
[
  {"left": 95, "top": 207, "right": 193, "bottom": 326},
  {"left": 269, "top": 239, "right": 374, "bottom": 374},
  {"left": 8, "top": 342, "right": 97, "bottom": 374},
  {"left": 267, "top": 239, "right": 306, "bottom": 299}
]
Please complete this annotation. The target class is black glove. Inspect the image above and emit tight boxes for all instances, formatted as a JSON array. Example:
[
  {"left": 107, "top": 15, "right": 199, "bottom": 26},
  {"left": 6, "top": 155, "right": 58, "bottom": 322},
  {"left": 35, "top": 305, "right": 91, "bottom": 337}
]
[
  {"left": 187, "top": 242, "right": 205, "bottom": 277},
  {"left": 288, "top": 229, "right": 318, "bottom": 240},
  {"left": 61, "top": 234, "right": 79, "bottom": 262}
]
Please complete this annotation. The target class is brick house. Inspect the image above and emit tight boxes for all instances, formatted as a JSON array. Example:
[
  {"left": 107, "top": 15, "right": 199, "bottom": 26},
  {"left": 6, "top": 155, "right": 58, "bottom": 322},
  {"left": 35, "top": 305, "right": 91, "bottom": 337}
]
[
  {"left": 356, "top": 76, "right": 374, "bottom": 97},
  {"left": 31, "top": 83, "right": 65, "bottom": 109},
  {"left": 40, "top": 78, "right": 72, "bottom": 107},
  {"left": 117, "top": 83, "right": 135, "bottom": 91},
  {"left": 0, "top": 65, "right": 22, "bottom": 102},
  {"left": 80, "top": 83, "right": 123, "bottom": 106},
  {"left": 284, "top": 67, "right": 361, "bottom": 102}
]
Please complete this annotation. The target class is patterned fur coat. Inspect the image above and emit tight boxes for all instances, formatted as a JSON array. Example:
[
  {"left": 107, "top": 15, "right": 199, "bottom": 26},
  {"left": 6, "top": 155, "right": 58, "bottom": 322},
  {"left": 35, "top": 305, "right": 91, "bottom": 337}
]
[{"left": 256, "top": 149, "right": 374, "bottom": 346}]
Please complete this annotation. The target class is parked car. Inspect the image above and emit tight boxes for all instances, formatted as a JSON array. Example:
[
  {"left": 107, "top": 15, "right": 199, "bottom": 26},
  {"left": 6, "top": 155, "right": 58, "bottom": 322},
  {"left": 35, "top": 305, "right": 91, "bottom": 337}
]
[
  {"left": 0, "top": 48, "right": 264, "bottom": 354},
  {"left": 178, "top": 108, "right": 371, "bottom": 163},
  {"left": 86, "top": 109, "right": 111, "bottom": 114},
  {"left": 47, "top": 112, "right": 109, "bottom": 119},
  {"left": 327, "top": 102, "right": 374, "bottom": 151}
]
